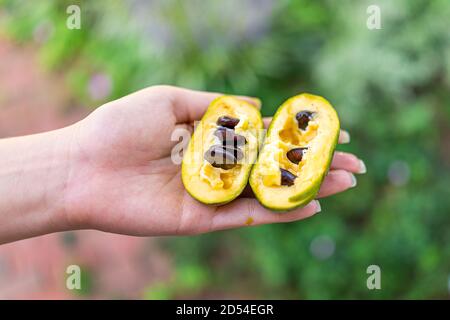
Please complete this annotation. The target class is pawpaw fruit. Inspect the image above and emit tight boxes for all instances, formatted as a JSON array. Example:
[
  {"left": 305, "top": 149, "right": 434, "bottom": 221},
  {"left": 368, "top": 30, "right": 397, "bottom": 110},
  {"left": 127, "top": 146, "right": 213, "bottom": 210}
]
[
  {"left": 249, "top": 93, "right": 340, "bottom": 211},
  {"left": 182, "top": 96, "right": 263, "bottom": 204}
]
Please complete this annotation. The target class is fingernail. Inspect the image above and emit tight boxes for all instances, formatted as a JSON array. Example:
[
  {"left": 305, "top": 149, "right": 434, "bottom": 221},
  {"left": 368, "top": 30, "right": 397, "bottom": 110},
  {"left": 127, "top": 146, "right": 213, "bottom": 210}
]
[
  {"left": 358, "top": 159, "right": 367, "bottom": 174},
  {"left": 350, "top": 173, "right": 357, "bottom": 187},
  {"left": 315, "top": 200, "right": 322, "bottom": 213},
  {"left": 341, "top": 130, "right": 351, "bottom": 144}
]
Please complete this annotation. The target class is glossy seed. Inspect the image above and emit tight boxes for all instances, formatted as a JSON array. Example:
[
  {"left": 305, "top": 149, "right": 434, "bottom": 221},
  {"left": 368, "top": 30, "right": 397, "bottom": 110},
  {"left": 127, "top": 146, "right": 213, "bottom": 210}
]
[
  {"left": 204, "top": 145, "right": 237, "bottom": 170},
  {"left": 280, "top": 168, "right": 297, "bottom": 186},
  {"left": 217, "top": 116, "right": 240, "bottom": 129},
  {"left": 295, "top": 111, "right": 314, "bottom": 130},
  {"left": 287, "top": 148, "right": 307, "bottom": 164},
  {"left": 214, "top": 127, "right": 247, "bottom": 147},
  {"left": 224, "top": 146, "right": 244, "bottom": 161}
]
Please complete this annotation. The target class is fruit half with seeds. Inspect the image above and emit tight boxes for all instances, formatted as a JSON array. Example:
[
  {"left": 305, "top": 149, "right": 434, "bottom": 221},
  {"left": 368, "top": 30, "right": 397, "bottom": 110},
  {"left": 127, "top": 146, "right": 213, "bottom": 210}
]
[
  {"left": 182, "top": 96, "right": 263, "bottom": 204},
  {"left": 249, "top": 93, "right": 340, "bottom": 211}
]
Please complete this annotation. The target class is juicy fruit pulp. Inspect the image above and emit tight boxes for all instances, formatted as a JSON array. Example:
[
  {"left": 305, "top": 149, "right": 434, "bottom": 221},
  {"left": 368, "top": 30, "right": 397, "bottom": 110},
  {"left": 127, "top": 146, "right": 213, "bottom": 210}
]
[
  {"left": 250, "top": 93, "right": 340, "bottom": 211},
  {"left": 182, "top": 96, "right": 263, "bottom": 204}
]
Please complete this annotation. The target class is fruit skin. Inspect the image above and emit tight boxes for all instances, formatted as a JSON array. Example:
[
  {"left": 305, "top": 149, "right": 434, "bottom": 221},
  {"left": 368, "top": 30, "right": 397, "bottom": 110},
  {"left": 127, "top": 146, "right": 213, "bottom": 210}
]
[
  {"left": 182, "top": 96, "right": 263, "bottom": 205},
  {"left": 249, "top": 93, "right": 340, "bottom": 212}
]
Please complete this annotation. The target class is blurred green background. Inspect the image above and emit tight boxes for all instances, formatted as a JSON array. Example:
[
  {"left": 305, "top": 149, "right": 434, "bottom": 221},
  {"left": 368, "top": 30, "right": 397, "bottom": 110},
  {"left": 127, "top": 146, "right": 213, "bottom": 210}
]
[{"left": 1, "top": 0, "right": 449, "bottom": 299}]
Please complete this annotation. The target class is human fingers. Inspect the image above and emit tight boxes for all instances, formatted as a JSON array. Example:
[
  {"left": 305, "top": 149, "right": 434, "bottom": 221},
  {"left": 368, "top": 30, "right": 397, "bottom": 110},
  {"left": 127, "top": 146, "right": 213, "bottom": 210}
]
[
  {"left": 153, "top": 85, "right": 260, "bottom": 123},
  {"left": 331, "top": 151, "right": 366, "bottom": 174},
  {"left": 316, "top": 169, "right": 357, "bottom": 198},
  {"left": 209, "top": 199, "right": 321, "bottom": 231},
  {"left": 339, "top": 130, "right": 350, "bottom": 144},
  {"left": 263, "top": 117, "right": 272, "bottom": 129}
]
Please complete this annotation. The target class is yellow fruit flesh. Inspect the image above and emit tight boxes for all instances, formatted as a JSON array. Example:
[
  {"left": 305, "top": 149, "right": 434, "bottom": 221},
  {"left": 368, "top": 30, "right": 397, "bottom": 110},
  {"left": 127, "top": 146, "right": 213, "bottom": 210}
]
[
  {"left": 250, "top": 94, "right": 340, "bottom": 210},
  {"left": 182, "top": 96, "right": 262, "bottom": 204}
]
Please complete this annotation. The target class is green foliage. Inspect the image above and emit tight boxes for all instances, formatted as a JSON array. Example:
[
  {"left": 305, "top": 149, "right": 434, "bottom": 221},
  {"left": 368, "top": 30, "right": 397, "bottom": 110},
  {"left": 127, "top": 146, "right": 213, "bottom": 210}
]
[
  {"left": 144, "top": 264, "right": 210, "bottom": 299},
  {"left": 2, "top": 0, "right": 449, "bottom": 299}
]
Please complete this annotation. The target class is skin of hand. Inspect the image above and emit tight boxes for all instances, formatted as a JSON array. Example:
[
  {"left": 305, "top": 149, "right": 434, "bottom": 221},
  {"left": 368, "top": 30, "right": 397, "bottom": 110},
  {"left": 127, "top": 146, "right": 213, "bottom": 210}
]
[{"left": 0, "top": 85, "right": 366, "bottom": 244}]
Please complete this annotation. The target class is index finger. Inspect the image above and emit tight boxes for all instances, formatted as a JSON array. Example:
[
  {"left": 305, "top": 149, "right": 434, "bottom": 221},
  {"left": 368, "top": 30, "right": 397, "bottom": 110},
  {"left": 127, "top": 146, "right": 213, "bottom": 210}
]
[{"left": 156, "top": 85, "right": 261, "bottom": 123}]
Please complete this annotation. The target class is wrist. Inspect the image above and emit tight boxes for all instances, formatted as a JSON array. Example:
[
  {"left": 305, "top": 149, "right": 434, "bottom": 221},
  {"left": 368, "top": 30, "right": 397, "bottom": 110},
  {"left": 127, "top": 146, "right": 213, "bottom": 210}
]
[{"left": 0, "top": 124, "right": 80, "bottom": 243}]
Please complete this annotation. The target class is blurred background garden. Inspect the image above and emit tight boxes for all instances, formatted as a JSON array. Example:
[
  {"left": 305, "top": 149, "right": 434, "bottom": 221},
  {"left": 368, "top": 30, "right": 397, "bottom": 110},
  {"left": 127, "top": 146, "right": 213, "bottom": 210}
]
[{"left": 0, "top": 0, "right": 449, "bottom": 299}]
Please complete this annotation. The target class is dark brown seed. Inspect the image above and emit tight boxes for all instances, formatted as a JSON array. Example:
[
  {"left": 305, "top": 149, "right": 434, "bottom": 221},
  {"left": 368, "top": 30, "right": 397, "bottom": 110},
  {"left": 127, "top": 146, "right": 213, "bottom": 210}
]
[
  {"left": 224, "top": 146, "right": 244, "bottom": 161},
  {"left": 287, "top": 148, "right": 307, "bottom": 164},
  {"left": 214, "top": 126, "right": 232, "bottom": 139},
  {"left": 211, "top": 163, "right": 235, "bottom": 170},
  {"left": 295, "top": 111, "right": 314, "bottom": 130},
  {"left": 217, "top": 116, "right": 240, "bottom": 129},
  {"left": 214, "top": 127, "right": 247, "bottom": 147},
  {"left": 204, "top": 145, "right": 237, "bottom": 170},
  {"left": 280, "top": 168, "right": 297, "bottom": 186}
]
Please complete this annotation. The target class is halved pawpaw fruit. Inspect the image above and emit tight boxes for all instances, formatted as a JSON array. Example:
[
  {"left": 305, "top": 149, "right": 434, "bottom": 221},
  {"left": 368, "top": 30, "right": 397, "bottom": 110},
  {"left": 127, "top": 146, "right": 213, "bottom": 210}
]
[
  {"left": 249, "top": 93, "right": 340, "bottom": 211},
  {"left": 182, "top": 96, "right": 263, "bottom": 205}
]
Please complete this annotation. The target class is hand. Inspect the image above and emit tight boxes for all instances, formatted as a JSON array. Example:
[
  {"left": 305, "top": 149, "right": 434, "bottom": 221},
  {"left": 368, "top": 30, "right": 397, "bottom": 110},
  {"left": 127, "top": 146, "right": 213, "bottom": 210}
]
[
  {"left": 63, "top": 85, "right": 366, "bottom": 236},
  {"left": 0, "top": 85, "right": 366, "bottom": 243}
]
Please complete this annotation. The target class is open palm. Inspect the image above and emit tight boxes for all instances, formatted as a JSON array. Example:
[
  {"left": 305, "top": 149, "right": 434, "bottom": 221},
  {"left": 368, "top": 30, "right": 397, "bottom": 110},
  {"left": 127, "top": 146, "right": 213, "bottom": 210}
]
[{"left": 64, "top": 86, "right": 364, "bottom": 236}]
